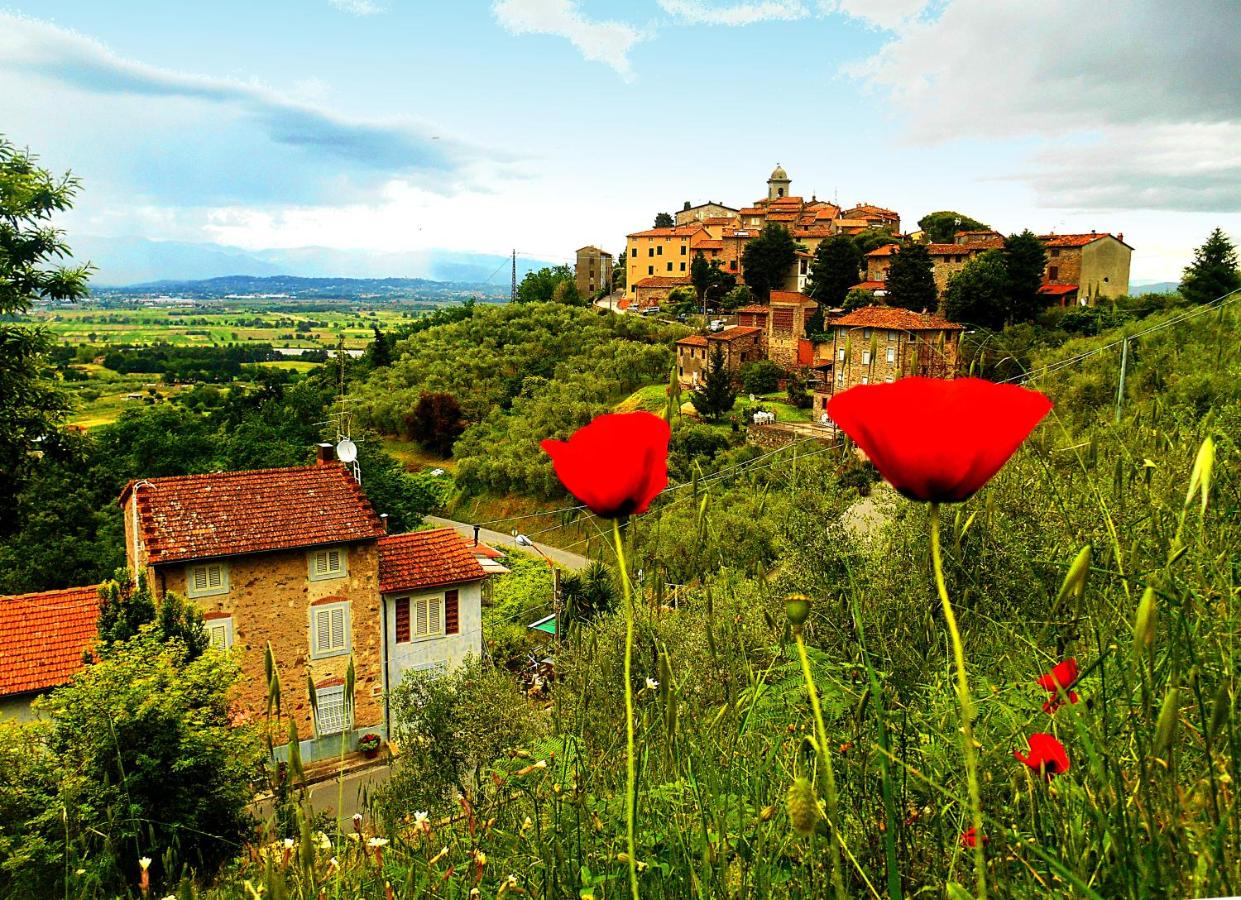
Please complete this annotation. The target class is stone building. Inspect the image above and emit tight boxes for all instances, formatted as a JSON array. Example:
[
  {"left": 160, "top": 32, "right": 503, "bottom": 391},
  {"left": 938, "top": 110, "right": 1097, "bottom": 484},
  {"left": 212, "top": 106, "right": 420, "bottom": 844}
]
[
  {"left": 766, "top": 291, "right": 820, "bottom": 368},
  {"left": 676, "top": 326, "right": 764, "bottom": 388},
  {"left": 1039, "top": 232, "right": 1133, "bottom": 305},
  {"left": 675, "top": 201, "right": 739, "bottom": 226},
  {"left": 815, "top": 306, "right": 963, "bottom": 418},
  {"left": 632, "top": 275, "right": 692, "bottom": 310},
  {"left": 574, "top": 245, "right": 613, "bottom": 299},
  {"left": 0, "top": 585, "right": 100, "bottom": 722}
]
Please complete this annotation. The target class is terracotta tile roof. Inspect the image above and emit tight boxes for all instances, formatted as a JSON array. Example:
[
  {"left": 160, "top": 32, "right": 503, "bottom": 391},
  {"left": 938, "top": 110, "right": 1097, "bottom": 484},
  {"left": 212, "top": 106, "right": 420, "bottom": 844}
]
[
  {"left": 852, "top": 280, "right": 888, "bottom": 291},
  {"left": 770, "top": 290, "right": 819, "bottom": 307},
  {"left": 378, "top": 528, "right": 487, "bottom": 594},
  {"left": 1038, "top": 283, "right": 1079, "bottom": 295},
  {"left": 927, "top": 243, "right": 988, "bottom": 256},
  {"left": 0, "top": 585, "right": 100, "bottom": 697},
  {"left": 1040, "top": 232, "right": 1131, "bottom": 249},
  {"left": 738, "top": 207, "right": 766, "bottom": 216},
  {"left": 766, "top": 212, "right": 798, "bottom": 222},
  {"left": 634, "top": 276, "right": 692, "bottom": 288},
  {"left": 121, "top": 464, "right": 385, "bottom": 564},
  {"left": 833, "top": 306, "right": 963, "bottom": 331},
  {"left": 676, "top": 334, "right": 709, "bottom": 347},
  {"left": 690, "top": 234, "right": 724, "bottom": 249},
  {"left": 576, "top": 245, "right": 611, "bottom": 255},
  {"left": 735, "top": 304, "right": 770, "bottom": 315},
  {"left": 835, "top": 219, "right": 870, "bottom": 229},
  {"left": 681, "top": 202, "right": 738, "bottom": 213},
  {"left": 701, "top": 216, "right": 739, "bottom": 225},
  {"left": 769, "top": 196, "right": 804, "bottom": 206},
  {"left": 866, "top": 244, "right": 901, "bottom": 257},
  {"left": 627, "top": 224, "right": 705, "bottom": 238},
  {"left": 792, "top": 225, "right": 831, "bottom": 237},
  {"left": 955, "top": 230, "right": 1004, "bottom": 239},
  {"left": 711, "top": 325, "right": 763, "bottom": 341},
  {"left": 844, "top": 204, "right": 899, "bottom": 219}
]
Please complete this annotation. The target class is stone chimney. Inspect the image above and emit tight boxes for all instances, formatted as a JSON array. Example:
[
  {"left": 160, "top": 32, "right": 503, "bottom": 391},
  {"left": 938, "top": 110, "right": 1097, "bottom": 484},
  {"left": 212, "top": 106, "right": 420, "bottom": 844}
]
[{"left": 315, "top": 442, "right": 334, "bottom": 465}]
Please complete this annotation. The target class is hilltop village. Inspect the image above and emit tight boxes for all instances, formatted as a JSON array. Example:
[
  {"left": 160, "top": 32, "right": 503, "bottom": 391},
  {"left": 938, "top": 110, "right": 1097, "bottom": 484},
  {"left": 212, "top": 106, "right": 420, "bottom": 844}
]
[{"left": 576, "top": 165, "right": 1134, "bottom": 407}]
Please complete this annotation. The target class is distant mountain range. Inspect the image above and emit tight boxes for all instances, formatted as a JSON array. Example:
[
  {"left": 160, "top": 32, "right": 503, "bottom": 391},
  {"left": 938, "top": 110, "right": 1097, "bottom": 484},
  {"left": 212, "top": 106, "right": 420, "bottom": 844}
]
[
  {"left": 96, "top": 274, "right": 504, "bottom": 300},
  {"left": 70, "top": 235, "right": 557, "bottom": 288},
  {"left": 1130, "top": 281, "right": 1179, "bottom": 295}
]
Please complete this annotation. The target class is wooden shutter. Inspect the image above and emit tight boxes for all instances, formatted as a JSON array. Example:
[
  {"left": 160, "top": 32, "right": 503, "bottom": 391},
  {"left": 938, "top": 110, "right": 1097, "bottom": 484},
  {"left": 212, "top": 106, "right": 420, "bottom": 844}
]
[
  {"left": 315, "top": 607, "right": 332, "bottom": 652},
  {"left": 329, "top": 607, "right": 346, "bottom": 651},
  {"left": 193, "top": 567, "right": 209, "bottom": 592},
  {"left": 395, "top": 598, "right": 410, "bottom": 642},
  {"left": 415, "top": 597, "right": 428, "bottom": 637},
  {"left": 429, "top": 597, "right": 442, "bottom": 635},
  {"left": 445, "top": 590, "right": 459, "bottom": 635},
  {"left": 327, "top": 548, "right": 341, "bottom": 573},
  {"left": 313, "top": 551, "right": 328, "bottom": 577},
  {"left": 206, "top": 565, "right": 223, "bottom": 589}
]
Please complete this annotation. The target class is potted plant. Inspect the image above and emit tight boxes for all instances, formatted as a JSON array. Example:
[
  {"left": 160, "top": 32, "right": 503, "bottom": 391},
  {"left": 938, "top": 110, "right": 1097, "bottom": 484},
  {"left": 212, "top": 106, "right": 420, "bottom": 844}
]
[{"left": 358, "top": 733, "right": 382, "bottom": 759}]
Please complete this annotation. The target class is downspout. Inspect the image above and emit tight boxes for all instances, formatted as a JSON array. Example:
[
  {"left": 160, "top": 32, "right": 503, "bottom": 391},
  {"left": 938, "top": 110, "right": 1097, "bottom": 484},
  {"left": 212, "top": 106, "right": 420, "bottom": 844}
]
[{"left": 380, "top": 591, "right": 390, "bottom": 741}]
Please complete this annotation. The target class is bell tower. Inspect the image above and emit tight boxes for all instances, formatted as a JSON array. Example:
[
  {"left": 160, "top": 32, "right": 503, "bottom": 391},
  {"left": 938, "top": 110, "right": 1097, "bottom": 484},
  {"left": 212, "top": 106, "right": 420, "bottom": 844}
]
[{"left": 767, "top": 163, "right": 791, "bottom": 201}]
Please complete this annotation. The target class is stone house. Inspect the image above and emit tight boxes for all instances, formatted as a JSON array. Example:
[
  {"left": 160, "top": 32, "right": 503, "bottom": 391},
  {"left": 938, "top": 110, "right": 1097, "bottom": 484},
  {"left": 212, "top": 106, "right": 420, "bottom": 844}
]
[
  {"left": 814, "top": 306, "right": 963, "bottom": 418},
  {"left": 574, "top": 246, "right": 613, "bottom": 299},
  {"left": 632, "top": 275, "right": 693, "bottom": 310},
  {"left": 675, "top": 201, "right": 739, "bottom": 226},
  {"left": 676, "top": 326, "right": 764, "bottom": 387},
  {"left": 0, "top": 585, "right": 100, "bottom": 722},
  {"left": 1039, "top": 232, "right": 1133, "bottom": 305}
]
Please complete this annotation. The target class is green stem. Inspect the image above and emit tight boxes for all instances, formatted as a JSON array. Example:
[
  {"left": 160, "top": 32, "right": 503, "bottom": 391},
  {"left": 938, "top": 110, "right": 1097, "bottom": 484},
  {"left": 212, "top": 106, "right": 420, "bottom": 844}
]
[
  {"left": 930, "top": 502, "right": 987, "bottom": 900},
  {"left": 794, "top": 631, "right": 846, "bottom": 900},
  {"left": 613, "top": 518, "right": 640, "bottom": 900}
]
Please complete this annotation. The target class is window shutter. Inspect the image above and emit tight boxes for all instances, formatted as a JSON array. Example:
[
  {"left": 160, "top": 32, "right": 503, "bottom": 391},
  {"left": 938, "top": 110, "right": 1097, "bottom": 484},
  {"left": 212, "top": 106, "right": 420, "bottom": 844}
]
[
  {"left": 415, "top": 597, "right": 428, "bottom": 637},
  {"left": 314, "top": 552, "right": 327, "bottom": 576},
  {"left": 316, "top": 608, "right": 332, "bottom": 653},
  {"left": 209, "top": 623, "right": 227, "bottom": 649},
  {"left": 429, "top": 597, "right": 442, "bottom": 635},
  {"left": 207, "top": 565, "right": 222, "bottom": 589},
  {"left": 330, "top": 607, "right": 346, "bottom": 651},
  {"left": 395, "top": 598, "right": 410, "bottom": 642},
  {"left": 445, "top": 590, "right": 459, "bottom": 635},
  {"left": 327, "top": 549, "right": 341, "bottom": 573},
  {"left": 193, "top": 567, "right": 208, "bottom": 592}
]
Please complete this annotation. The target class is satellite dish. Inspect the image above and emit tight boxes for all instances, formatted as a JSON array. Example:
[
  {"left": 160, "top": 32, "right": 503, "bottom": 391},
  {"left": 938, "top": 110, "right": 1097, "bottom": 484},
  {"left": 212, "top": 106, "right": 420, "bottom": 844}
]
[{"left": 335, "top": 438, "right": 358, "bottom": 463}]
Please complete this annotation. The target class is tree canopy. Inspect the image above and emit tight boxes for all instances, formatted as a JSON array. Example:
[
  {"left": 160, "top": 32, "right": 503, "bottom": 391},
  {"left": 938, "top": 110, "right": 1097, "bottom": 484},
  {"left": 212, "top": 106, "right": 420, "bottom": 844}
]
[
  {"left": 807, "top": 234, "right": 863, "bottom": 308},
  {"left": 943, "top": 250, "right": 1010, "bottom": 330},
  {"left": 654, "top": 212, "right": 674, "bottom": 228},
  {"left": 1003, "top": 230, "right": 1049, "bottom": 322},
  {"left": 917, "top": 210, "right": 991, "bottom": 244},
  {"left": 740, "top": 224, "right": 798, "bottom": 301},
  {"left": 1180, "top": 227, "right": 1240, "bottom": 305},
  {"left": 516, "top": 265, "right": 581, "bottom": 305},
  {"left": 690, "top": 342, "right": 737, "bottom": 421},
  {"left": 885, "top": 242, "right": 938, "bottom": 312}
]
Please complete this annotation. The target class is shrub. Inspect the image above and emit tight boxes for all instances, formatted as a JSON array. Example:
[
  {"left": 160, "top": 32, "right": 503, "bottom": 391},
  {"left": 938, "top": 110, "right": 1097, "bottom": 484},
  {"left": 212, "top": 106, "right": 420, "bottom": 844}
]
[{"left": 739, "top": 359, "right": 784, "bottom": 395}]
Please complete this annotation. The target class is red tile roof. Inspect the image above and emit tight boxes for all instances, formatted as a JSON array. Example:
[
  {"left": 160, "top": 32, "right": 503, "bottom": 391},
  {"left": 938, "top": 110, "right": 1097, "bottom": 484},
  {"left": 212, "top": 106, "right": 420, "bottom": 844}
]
[
  {"left": 844, "top": 204, "right": 899, "bottom": 219},
  {"left": 766, "top": 212, "right": 798, "bottom": 222},
  {"left": 866, "top": 244, "right": 901, "bottom": 257},
  {"left": 735, "top": 304, "right": 770, "bottom": 315},
  {"left": 627, "top": 224, "right": 705, "bottom": 238},
  {"left": 833, "top": 306, "right": 963, "bottom": 331},
  {"left": 1040, "top": 232, "right": 1132, "bottom": 249},
  {"left": 712, "top": 326, "right": 763, "bottom": 341},
  {"left": 770, "top": 290, "right": 819, "bottom": 307},
  {"left": 691, "top": 237, "right": 724, "bottom": 250},
  {"left": 378, "top": 528, "right": 487, "bottom": 594},
  {"left": 634, "top": 276, "right": 692, "bottom": 288},
  {"left": 121, "top": 463, "right": 385, "bottom": 564},
  {"left": 738, "top": 207, "right": 766, "bottom": 216},
  {"left": 851, "top": 281, "right": 888, "bottom": 291},
  {"left": 1039, "top": 283, "right": 1079, "bottom": 295},
  {"left": 927, "top": 243, "right": 986, "bottom": 256},
  {"left": 676, "top": 334, "right": 708, "bottom": 347},
  {"left": 0, "top": 585, "right": 100, "bottom": 697}
]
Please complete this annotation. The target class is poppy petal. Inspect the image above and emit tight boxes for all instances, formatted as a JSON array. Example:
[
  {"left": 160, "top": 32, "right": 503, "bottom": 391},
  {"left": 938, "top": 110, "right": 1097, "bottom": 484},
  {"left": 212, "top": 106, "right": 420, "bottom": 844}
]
[{"left": 541, "top": 412, "right": 670, "bottom": 518}]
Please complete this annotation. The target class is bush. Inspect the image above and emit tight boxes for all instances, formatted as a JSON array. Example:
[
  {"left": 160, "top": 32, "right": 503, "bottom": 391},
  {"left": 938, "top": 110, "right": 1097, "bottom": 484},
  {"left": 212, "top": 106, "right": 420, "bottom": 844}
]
[{"left": 739, "top": 359, "right": 784, "bottom": 395}]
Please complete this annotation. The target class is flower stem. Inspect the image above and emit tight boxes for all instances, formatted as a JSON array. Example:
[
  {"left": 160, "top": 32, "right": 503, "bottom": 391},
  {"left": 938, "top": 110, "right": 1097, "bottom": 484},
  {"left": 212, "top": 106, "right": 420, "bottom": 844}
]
[
  {"left": 612, "top": 518, "right": 640, "bottom": 900},
  {"left": 794, "top": 630, "right": 847, "bottom": 900},
  {"left": 930, "top": 502, "right": 987, "bottom": 899}
]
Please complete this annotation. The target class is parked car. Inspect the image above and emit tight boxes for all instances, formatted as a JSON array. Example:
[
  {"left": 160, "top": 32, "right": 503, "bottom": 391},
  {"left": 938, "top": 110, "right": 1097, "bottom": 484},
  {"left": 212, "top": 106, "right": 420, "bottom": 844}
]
[
  {"left": 642, "top": 306, "right": 661, "bottom": 316},
  {"left": 708, "top": 319, "right": 725, "bottom": 332}
]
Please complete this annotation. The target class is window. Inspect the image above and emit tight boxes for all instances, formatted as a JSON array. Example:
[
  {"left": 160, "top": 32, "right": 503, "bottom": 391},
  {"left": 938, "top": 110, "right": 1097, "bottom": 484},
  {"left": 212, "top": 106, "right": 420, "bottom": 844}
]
[
  {"left": 205, "top": 615, "right": 233, "bottom": 650},
  {"left": 630, "top": 248, "right": 637, "bottom": 258},
  {"left": 837, "top": 348, "right": 845, "bottom": 361},
  {"left": 187, "top": 562, "right": 228, "bottom": 599},
  {"left": 1048, "top": 266, "right": 1059, "bottom": 281},
  {"left": 311, "top": 601, "right": 350, "bottom": 658},
  {"left": 887, "top": 330, "right": 897, "bottom": 341},
  {"left": 862, "top": 328, "right": 872, "bottom": 339},
  {"left": 1051, "top": 248, "right": 1060, "bottom": 258},
  {"left": 648, "top": 266, "right": 654, "bottom": 275},
  {"left": 861, "top": 375, "right": 869, "bottom": 385},
  {"left": 680, "top": 262, "right": 686, "bottom": 272},
  {"left": 680, "top": 244, "right": 686, "bottom": 255},
  {"left": 666, "top": 263, "right": 673, "bottom": 272},
  {"left": 886, "top": 347, "right": 895, "bottom": 363},
  {"left": 315, "top": 683, "right": 349, "bottom": 736},
  {"left": 836, "top": 370, "right": 844, "bottom": 384},
  {"left": 657, "top": 245, "right": 663, "bottom": 256},
  {"left": 308, "top": 547, "right": 346, "bottom": 581},
  {"left": 394, "top": 591, "right": 458, "bottom": 641},
  {"left": 648, "top": 247, "right": 654, "bottom": 257},
  {"left": 862, "top": 350, "right": 871, "bottom": 365}
]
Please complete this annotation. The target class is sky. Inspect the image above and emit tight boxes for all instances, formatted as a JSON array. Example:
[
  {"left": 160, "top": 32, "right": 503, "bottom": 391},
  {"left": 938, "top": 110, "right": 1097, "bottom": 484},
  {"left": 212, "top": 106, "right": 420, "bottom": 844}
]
[{"left": 2, "top": 0, "right": 1239, "bottom": 284}]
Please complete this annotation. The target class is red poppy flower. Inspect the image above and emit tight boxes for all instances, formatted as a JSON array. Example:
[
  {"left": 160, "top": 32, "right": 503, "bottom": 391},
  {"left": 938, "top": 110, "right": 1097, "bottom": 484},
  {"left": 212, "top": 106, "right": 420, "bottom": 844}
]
[
  {"left": 1013, "top": 732, "right": 1070, "bottom": 779},
  {"left": 1037, "top": 658, "right": 1081, "bottom": 714},
  {"left": 826, "top": 378, "right": 1052, "bottom": 503},
  {"left": 960, "top": 826, "right": 988, "bottom": 849},
  {"left": 541, "top": 412, "right": 671, "bottom": 518}
]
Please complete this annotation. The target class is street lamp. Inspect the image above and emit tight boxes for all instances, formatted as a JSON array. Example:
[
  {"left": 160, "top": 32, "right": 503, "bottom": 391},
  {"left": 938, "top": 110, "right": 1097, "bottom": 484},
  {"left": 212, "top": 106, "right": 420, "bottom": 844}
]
[{"left": 516, "top": 534, "right": 561, "bottom": 645}]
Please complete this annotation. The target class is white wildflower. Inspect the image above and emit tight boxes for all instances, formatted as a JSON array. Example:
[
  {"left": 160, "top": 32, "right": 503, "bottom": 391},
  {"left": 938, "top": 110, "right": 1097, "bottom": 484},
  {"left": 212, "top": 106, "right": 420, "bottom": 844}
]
[
  {"left": 645, "top": 677, "right": 659, "bottom": 690},
  {"left": 138, "top": 857, "right": 152, "bottom": 871},
  {"left": 367, "top": 837, "right": 389, "bottom": 848}
]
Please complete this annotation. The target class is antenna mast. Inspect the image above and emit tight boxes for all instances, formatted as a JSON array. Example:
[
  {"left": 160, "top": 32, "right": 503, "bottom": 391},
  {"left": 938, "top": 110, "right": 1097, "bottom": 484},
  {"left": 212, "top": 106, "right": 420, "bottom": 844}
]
[
  {"left": 332, "top": 338, "right": 362, "bottom": 484},
  {"left": 511, "top": 249, "right": 517, "bottom": 302}
]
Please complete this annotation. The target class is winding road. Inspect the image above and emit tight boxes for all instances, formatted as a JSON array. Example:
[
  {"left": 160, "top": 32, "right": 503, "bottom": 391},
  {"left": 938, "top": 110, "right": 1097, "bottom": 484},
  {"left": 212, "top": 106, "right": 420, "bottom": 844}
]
[{"left": 425, "top": 515, "right": 595, "bottom": 570}]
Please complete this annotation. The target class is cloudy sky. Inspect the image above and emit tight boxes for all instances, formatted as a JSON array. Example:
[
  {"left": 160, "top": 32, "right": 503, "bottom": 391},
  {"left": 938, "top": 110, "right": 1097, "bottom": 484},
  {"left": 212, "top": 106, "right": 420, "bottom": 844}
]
[{"left": 2, "top": 0, "right": 1238, "bottom": 283}]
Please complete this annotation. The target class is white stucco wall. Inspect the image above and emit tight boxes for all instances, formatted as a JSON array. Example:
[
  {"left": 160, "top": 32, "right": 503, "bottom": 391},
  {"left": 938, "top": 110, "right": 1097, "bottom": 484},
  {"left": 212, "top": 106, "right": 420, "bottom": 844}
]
[{"left": 382, "top": 581, "right": 483, "bottom": 691}]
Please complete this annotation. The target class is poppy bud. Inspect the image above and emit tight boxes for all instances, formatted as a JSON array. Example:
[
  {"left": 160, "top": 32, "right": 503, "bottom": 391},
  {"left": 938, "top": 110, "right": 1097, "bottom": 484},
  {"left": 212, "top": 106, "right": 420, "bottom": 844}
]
[
  {"left": 785, "top": 594, "right": 811, "bottom": 627},
  {"left": 786, "top": 777, "right": 823, "bottom": 836}
]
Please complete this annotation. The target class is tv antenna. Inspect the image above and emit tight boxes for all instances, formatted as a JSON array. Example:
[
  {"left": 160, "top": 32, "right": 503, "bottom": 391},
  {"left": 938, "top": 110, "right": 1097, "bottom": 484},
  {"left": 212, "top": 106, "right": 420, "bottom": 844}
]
[{"left": 330, "top": 338, "right": 363, "bottom": 484}]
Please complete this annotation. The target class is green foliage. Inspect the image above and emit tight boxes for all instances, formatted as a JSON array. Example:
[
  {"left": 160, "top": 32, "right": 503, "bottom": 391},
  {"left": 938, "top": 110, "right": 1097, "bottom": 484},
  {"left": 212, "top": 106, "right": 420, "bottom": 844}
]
[
  {"left": 690, "top": 253, "right": 736, "bottom": 308},
  {"left": 377, "top": 658, "right": 546, "bottom": 823},
  {"left": 666, "top": 286, "right": 698, "bottom": 318},
  {"left": 806, "top": 234, "right": 863, "bottom": 307},
  {"left": 404, "top": 391, "right": 465, "bottom": 456},
  {"left": 0, "top": 137, "right": 93, "bottom": 527},
  {"left": 885, "top": 241, "right": 938, "bottom": 312},
  {"left": 97, "top": 571, "right": 209, "bottom": 658},
  {"left": 917, "top": 210, "right": 990, "bottom": 244},
  {"left": 367, "top": 324, "right": 393, "bottom": 368},
  {"left": 515, "top": 265, "right": 581, "bottom": 305},
  {"left": 690, "top": 343, "right": 737, "bottom": 422},
  {"left": 667, "top": 421, "right": 735, "bottom": 480},
  {"left": 739, "top": 358, "right": 784, "bottom": 395},
  {"left": 654, "top": 212, "right": 674, "bottom": 228},
  {"left": 720, "top": 284, "right": 753, "bottom": 311},
  {"left": 561, "top": 560, "right": 617, "bottom": 628},
  {"left": 852, "top": 228, "right": 901, "bottom": 255},
  {"left": 484, "top": 551, "right": 556, "bottom": 631},
  {"left": 842, "top": 287, "right": 874, "bottom": 312},
  {"left": 944, "top": 249, "right": 1010, "bottom": 329},
  {"left": 1180, "top": 227, "right": 1240, "bottom": 304},
  {"left": 0, "top": 629, "right": 259, "bottom": 896},
  {"left": 741, "top": 224, "right": 798, "bottom": 301},
  {"left": 1003, "top": 229, "right": 1050, "bottom": 322}
]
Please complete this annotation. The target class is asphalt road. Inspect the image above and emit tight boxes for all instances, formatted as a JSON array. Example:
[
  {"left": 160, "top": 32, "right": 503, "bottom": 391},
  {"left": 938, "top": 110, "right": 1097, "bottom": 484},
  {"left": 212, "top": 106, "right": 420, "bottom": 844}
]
[{"left": 425, "top": 515, "right": 594, "bottom": 570}]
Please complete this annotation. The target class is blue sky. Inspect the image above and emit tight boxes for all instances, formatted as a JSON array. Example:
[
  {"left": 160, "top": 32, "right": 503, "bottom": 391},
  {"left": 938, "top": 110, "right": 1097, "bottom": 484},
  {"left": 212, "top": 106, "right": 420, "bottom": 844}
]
[{"left": 2, "top": 1, "right": 1239, "bottom": 283}]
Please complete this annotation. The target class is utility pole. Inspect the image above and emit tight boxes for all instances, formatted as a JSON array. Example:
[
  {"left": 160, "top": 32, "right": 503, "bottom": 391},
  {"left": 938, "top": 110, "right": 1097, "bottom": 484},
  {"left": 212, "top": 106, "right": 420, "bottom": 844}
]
[
  {"left": 511, "top": 249, "right": 517, "bottom": 302},
  {"left": 1114, "top": 337, "right": 1129, "bottom": 424}
]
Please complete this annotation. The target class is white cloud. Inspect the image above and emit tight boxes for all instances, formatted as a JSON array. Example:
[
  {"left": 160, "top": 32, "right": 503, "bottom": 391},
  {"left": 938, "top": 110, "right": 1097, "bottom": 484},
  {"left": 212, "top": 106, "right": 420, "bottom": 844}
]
[
  {"left": 657, "top": 0, "right": 809, "bottom": 27},
  {"left": 850, "top": 0, "right": 1241, "bottom": 212},
  {"left": 329, "top": 0, "right": 386, "bottom": 14},
  {"left": 491, "top": 0, "right": 644, "bottom": 78},
  {"left": 821, "top": 0, "right": 929, "bottom": 30}
]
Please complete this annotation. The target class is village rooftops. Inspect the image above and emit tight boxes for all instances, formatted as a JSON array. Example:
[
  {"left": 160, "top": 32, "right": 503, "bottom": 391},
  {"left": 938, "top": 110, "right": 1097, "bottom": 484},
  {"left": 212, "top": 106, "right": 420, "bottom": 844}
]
[
  {"left": 627, "top": 224, "right": 706, "bottom": 238},
  {"left": 0, "top": 584, "right": 100, "bottom": 697},
  {"left": 576, "top": 245, "right": 611, "bottom": 254},
  {"left": 119, "top": 463, "right": 386, "bottom": 564},
  {"left": 832, "top": 306, "right": 963, "bottom": 331},
  {"left": 633, "top": 275, "right": 692, "bottom": 288},
  {"left": 734, "top": 304, "right": 770, "bottom": 315},
  {"left": 1040, "top": 232, "right": 1133, "bottom": 249},
  {"left": 675, "top": 325, "right": 764, "bottom": 347},
  {"left": 865, "top": 244, "right": 901, "bottom": 257},
  {"left": 769, "top": 290, "right": 819, "bottom": 307},
  {"left": 377, "top": 528, "right": 487, "bottom": 594}
]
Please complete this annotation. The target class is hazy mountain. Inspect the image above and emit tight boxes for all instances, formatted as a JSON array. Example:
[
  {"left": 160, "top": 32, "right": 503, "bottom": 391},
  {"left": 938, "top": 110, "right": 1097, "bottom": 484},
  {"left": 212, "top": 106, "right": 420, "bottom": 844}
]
[
  {"left": 70, "top": 235, "right": 557, "bottom": 287},
  {"left": 1130, "top": 281, "right": 1179, "bottom": 295}
]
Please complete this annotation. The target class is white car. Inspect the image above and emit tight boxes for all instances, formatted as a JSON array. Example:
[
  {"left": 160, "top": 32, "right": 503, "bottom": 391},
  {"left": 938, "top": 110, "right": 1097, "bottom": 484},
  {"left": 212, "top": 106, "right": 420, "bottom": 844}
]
[{"left": 708, "top": 319, "right": 725, "bottom": 332}]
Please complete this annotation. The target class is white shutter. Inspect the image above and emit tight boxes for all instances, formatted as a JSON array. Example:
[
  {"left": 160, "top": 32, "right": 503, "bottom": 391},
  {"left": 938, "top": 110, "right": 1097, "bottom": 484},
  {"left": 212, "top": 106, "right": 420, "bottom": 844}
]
[
  {"left": 209, "top": 623, "right": 226, "bottom": 648},
  {"left": 316, "top": 608, "right": 332, "bottom": 653},
  {"left": 207, "top": 565, "right": 222, "bottom": 589},
  {"left": 429, "top": 597, "right": 442, "bottom": 636},
  {"left": 327, "top": 549, "right": 341, "bottom": 573},
  {"left": 862, "top": 350, "right": 871, "bottom": 364},
  {"left": 193, "top": 567, "right": 209, "bottom": 592},
  {"left": 886, "top": 347, "right": 895, "bottom": 363},
  {"left": 314, "top": 551, "right": 327, "bottom": 576},
  {"left": 415, "top": 597, "right": 428, "bottom": 637},
  {"left": 330, "top": 607, "right": 346, "bottom": 651}
]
